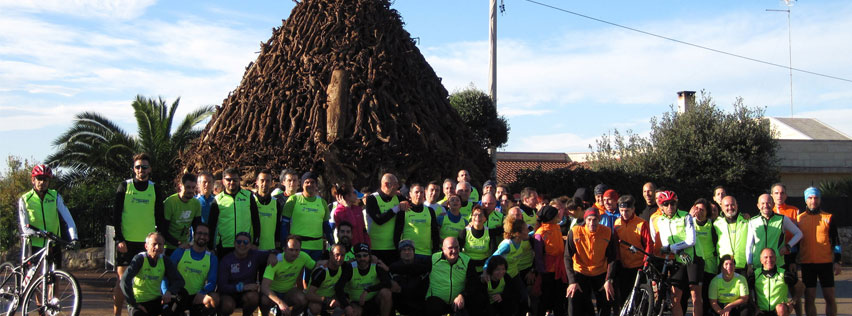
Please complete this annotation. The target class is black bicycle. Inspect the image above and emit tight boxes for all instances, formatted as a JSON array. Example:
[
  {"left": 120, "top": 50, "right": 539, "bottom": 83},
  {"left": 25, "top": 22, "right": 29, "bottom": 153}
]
[
  {"left": 0, "top": 226, "right": 81, "bottom": 316},
  {"left": 618, "top": 240, "right": 690, "bottom": 316}
]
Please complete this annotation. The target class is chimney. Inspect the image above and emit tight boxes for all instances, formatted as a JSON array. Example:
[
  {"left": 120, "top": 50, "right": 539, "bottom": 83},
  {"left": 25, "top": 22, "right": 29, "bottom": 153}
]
[{"left": 677, "top": 91, "right": 696, "bottom": 114}]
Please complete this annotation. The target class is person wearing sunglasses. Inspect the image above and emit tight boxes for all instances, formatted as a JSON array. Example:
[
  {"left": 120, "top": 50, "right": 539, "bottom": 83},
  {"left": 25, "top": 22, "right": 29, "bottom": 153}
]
[
  {"left": 113, "top": 153, "right": 166, "bottom": 316},
  {"left": 208, "top": 168, "right": 261, "bottom": 259},
  {"left": 18, "top": 164, "right": 79, "bottom": 268},
  {"left": 650, "top": 190, "right": 700, "bottom": 316},
  {"left": 217, "top": 232, "right": 278, "bottom": 315},
  {"left": 336, "top": 243, "right": 393, "bottom": 316}
]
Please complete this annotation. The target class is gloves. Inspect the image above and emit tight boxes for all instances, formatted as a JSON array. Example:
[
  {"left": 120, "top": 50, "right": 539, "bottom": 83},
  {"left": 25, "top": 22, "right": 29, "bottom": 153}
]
[{"left": 660, "top": 245, "right": 671, "bottom": 254}]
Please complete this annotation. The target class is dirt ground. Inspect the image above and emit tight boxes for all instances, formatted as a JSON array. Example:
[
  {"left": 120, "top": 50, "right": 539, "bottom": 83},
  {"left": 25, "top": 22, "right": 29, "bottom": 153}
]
[{"left": 72, "top": 268, "right": 852, "bottom": 316}]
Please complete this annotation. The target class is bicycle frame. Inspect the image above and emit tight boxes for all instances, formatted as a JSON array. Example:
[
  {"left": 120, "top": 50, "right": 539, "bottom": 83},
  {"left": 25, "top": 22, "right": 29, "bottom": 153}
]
[{"left": 618, "top": 240, "right": 682, "bottom": 316}]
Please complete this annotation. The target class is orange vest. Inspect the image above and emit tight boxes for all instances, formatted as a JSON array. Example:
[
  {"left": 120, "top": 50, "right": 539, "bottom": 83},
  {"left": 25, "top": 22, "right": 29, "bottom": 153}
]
[
  {"left": 797, "top": 211, "right": 833, "bottom": 264},
  {"left": 650, "top": 210, "right": 664, "bottom": 254},
  {"left": 615, "top": 216, "right": 649, "bottom": 269},
  {"left": 595, "top": 202, "right": 606, "bottom": 215},
  {"left": 571, "top": 225, "right": 611, "bottom": 276},
  {"left": 775, "top": 204, "right": 799, "bottom": 244}
]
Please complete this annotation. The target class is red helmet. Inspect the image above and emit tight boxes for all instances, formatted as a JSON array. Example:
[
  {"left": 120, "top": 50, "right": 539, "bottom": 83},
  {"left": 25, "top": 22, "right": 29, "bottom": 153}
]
[
  {"left": 656, "top": 190, "right": 677, "bottom": 206},
  {"left": 31, "top": 164, "right": 53, "bottom": 178}
]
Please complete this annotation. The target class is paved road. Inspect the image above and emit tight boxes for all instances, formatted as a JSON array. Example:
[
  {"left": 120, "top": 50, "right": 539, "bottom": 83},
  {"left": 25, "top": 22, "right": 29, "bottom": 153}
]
[{"left": 72, "top": 268, "right": 852, "bottom": 316}]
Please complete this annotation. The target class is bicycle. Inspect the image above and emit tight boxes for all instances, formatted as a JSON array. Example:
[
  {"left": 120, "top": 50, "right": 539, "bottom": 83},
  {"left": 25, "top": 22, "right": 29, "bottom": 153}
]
[
  {"left": 0, "top": 226, "right": 82, "bottom": 316},
  {"left": 618, "top": 240, "right": 691, "bottom": 316}
]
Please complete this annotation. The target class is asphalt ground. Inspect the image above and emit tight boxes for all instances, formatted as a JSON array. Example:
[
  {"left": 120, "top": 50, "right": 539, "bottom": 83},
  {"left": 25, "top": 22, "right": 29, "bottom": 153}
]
[{"left": 70, "top": 268, "right": 852, "bottom": 316}]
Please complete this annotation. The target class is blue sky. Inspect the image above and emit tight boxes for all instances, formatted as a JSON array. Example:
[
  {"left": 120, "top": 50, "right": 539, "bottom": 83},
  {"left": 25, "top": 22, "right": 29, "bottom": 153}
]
[{"left": 2, "top": 0, "right": 851, "bottom": 170}]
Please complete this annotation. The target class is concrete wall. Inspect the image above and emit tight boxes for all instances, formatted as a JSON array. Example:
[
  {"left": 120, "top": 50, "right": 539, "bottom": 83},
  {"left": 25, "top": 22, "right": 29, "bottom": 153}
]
[{"left": 777, "top": 140, "right": 852, "bottom": 194}]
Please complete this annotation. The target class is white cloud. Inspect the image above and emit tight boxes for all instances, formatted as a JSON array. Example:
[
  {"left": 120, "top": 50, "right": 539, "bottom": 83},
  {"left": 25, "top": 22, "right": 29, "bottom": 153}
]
[
  {"left": 515, "top": 132, "right": 599, "bottom": 152},
  {"left": 0, "top": 0, "right": 157, "bottom": 20}
]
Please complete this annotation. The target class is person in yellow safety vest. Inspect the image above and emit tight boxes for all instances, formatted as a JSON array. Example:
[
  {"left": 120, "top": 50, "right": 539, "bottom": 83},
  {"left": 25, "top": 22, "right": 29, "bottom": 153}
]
[
  {"left": 281, "top": 171, "right": 331, "bottom": 261},
  {"left": 714, "top": 196, "right": 750, "bottom": 274},
  {"left": 517, "top": 187, "right": 539, "bottom": 229},
  {"left": 424, "top": 237, "right": 484, "bottom": 316},
  {"left": 18, "top": 164, "right": 79, "bottom": 268},
  {"left": 306, "top": 244, "right": 347, "bottom": 316},
  {"left": 252, "top": 169, "right": 283, "bottom": 251},
  {"left": 364, "top": 173, "right": 406, "bottom": 265},
  {"left": 120, "top": 232, "right": 184, "bottom": 316},
  {"left": 480, "top": 193, "right": 505, "bottom": 237},
  {"left": 424, "top": 180, "right": 447, "bottom": 218},
  {"left": 457, "top": 169, "right": 479, "bottom": 203},
  {"left": 161, "top": 173, "right": 201, "bottom": 256},
  {"left": 455, "top": 181, "right": 474, "bottom": 219},
  {"left": 165, "top": 223, "right": 219, "bottom": 315},
  {"left": 336, "top": 243, "right": 393, "bottom": 316},
  {"left": 751, "top": 248, "right": 799, "bottom": 316},
  {"left": 746, "top": 194, "right": 802, "bottom": 276},
  {"left": 393, "top": 183, "right": 440, "bottom": 258},
  {"left": 207, "top": 168, "right": 261, "bottom": 259},
  {"left": 113, "top": 153, "right": 167, "bottom": 316}
]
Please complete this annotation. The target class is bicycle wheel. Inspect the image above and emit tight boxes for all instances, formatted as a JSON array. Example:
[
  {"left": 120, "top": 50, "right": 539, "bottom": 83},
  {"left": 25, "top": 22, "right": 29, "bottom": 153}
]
[
  {"left": 0, "top": 262, "right": 19, "bottom": 316},
  {"left": 632, "top": 283, "right": 654, "bottom": 316},
  {"left": 21, "top": 270, "right": 80, "bottom": 316}
]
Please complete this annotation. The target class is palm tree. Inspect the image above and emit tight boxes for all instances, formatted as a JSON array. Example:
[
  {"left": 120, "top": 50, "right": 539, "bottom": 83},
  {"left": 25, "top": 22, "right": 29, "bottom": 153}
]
[{"left": 47, "top": 95, "right": 213, "bottom": 188}]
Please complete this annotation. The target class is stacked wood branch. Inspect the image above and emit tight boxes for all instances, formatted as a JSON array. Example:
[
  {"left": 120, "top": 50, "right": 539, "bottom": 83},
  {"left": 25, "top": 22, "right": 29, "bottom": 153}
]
[{"left": 179, "top": 0, "right": 492, "bottom": 189}]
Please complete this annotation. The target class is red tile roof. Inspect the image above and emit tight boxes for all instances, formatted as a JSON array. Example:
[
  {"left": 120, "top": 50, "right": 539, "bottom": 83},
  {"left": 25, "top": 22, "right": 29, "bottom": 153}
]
[{"left": 496, "top": 152, "right": 587, "bottom": 184}]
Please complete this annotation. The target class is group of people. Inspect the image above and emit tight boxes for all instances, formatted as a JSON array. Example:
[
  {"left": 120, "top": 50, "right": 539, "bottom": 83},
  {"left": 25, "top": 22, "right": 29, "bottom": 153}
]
[{"left": 15, "top": 152, "right": 843, "bottom": 316}]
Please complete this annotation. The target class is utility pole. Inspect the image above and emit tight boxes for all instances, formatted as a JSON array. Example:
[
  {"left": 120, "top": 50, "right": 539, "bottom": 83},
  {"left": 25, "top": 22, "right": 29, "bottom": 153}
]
[{"left": 488, "top": 0, "right": 498, "bottom": 180}]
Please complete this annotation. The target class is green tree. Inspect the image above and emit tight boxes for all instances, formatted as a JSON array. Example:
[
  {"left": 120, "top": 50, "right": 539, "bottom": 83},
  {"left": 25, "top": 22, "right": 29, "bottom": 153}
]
[
  {"left": 0, "top": 156, "right": 36, "bottom": 252},
  {"left": 588, "top": 91, "right": 779, "bottom": 206},
  {"left": 46, "top": 95, "right": 213, "bottom": 189},
  {"left": 819, "top": 178, "right": 852, "bottom": 197},
  {"left": 449, "top": 85, "right": 510, "bottom": 149}
]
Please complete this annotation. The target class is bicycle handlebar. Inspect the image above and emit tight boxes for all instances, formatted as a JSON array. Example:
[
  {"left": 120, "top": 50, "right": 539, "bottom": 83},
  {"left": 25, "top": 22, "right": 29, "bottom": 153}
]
[{"left": 24, "top": 224, "right": 75, "bottom": 249}]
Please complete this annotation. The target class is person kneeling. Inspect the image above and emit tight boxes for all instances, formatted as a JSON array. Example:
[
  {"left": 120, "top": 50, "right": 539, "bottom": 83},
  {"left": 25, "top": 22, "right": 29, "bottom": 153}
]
[
  {"left": 336, "top": 243, "right": 393, "bottom": 316},
  {"left": 709, "top": 255, "right": 751, "bottom": 316}
]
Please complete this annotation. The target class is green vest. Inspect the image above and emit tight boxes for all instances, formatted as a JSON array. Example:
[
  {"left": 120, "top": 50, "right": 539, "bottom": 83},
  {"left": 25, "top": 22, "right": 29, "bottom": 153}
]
[
  {"left": 517, "top": 239, "right": 533, "bottom": 271},
  {"left": 427, "top": 252, "right": 471, "bottom": 304},
  {"left": 522, "top": 210, "right": 536, "bottom": 228},
  {"left": 401, "top": 206, "right": 434, "bottom": 256},
  {"left": 658, "top": 210, "right": 695, "bottom": 263},
  {"left": 754, "top": 268, "right": 788, "bottom": 312},
  {"left": 459, "top": 202, "right": 473, "bottom": 220},
  {"left": 750, "top": 215, "right": 786, "bottom": 267},
  {"left": 714, "top": 215, "right": 749, "bottom": 269},
  {"left": 23, "top": 189, "right": 60, "bottom": 247},
  {"left": 487, "top": 277, "right": 506, "bottom": 303},
  {"left": 176, "top": 249, "right": 211, "bottom": 294},
  {"left": 369, "top": 193, "right": 399, "bottom": 250},
  {"left": 486, "top": 210, "right": 504, "bottom": 231},
  {"left": 254, "top": 195, "right": 279, "bottom": 251},
  {"left": 439, "top": 214, "right": 468, "bottom": 240},
  {"left": 345, "top": 262, "right": 379, "bottom": 301},
  {"left": 132, "top": 254, "right": 165, "bottom": 303},
  {"left": 694, "top": 219, "right": 718, "bottom": 274},
  {"left": 288, "top": 194, "right": 328, "bottom": 250},
  {"left": 463, "top": 227, "right": 491, "bottom": 261},
  {"left": 123, "top": 180, "right": 157, "bottom": 242},
  {"left": 163, "top": 193, "right": 201, "bottom": 249},
  {"left": 214, "top": 190, "right": 253, "bottom": 248},
  {"left": 469, "top": 187, "right": 480, "bottom": 203},
  {"left": 313, "top": 266, "right": 342, "bottom": 297},
  {"left": 504, "top": 240, "right": 522, "bottom": 278}
]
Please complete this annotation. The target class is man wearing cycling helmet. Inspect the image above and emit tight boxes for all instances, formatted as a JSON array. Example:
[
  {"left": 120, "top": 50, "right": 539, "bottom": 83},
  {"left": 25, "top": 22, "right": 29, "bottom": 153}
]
[
  {"left": 650, "top": 190, "right": 703, "bottom": 316},
  {"left": 18, "top": 164, "right": 79, "bottom": 267}
]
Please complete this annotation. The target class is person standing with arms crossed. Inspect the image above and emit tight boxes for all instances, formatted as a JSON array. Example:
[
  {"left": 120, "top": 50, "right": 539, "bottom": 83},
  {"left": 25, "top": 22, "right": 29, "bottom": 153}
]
[{"left": 113, "top": 153, "right": 166, "bottom": 316}]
